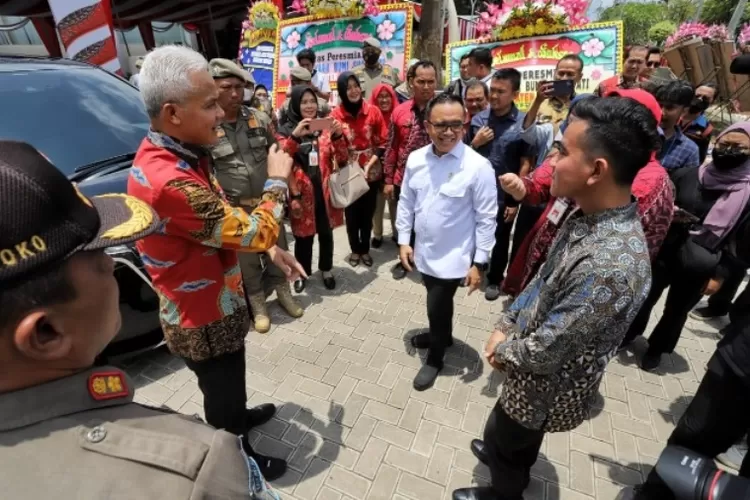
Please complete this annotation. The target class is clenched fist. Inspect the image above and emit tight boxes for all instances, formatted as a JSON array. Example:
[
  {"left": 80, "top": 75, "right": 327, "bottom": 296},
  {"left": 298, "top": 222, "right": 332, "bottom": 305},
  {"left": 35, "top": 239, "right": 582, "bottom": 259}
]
[{"left": 499, "top": 173, "right": 527, "bottom": 202}]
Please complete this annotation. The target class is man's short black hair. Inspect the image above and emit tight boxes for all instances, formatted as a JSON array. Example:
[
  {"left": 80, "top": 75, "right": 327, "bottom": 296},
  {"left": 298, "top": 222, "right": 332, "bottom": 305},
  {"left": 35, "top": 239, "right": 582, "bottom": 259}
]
[
  {"left": 296, "top": 49, "right": 316, "bottom": 65},
  {"left": 557, "top": 54, "right": 584, "bottom": 73},
  {"left": 0, "top": 263, "right": 76, "bottom": 331},
  {"left": 465, "top": 80, "right": 489, "bottom": 98},
  {"left": 460, "top": 53, "right": 471, "bottom": 63},
  {"left": 647, "top": 47, "right": 662, "bottom": 57},
  {"left": 469, "top": 47, "right": 492, "bottom": 68},
  {"left": 624, "top": 45, "right": 648, "bottom": 60},
  {"left": 655, "top": 80, "right": 694, "bottom": 107},
  {"left": 492, "top": 68, "right": 521, "bottom": 92},
  {"left": 411, "top": 59, "right": 437, "bottom": 79},
  {"left": 571, "top": 96, "right": 661, "bottom": 186},
  {"left": 426, "top": 92, "right": 465, "bottom": 120}
]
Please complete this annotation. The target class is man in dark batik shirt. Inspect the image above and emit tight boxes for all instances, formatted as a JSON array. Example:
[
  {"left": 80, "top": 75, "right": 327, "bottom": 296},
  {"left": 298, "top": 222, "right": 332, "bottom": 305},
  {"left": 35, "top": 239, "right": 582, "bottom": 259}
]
[{"left": 453, "top": 96, "right": 658, "bottom": 500}]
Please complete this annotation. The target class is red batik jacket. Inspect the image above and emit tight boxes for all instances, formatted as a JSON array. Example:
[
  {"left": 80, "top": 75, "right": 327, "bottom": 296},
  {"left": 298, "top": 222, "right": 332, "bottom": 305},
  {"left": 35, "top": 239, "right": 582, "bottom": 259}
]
[
  {"left": 128, "top": 130, "right": 286, "bottom": 361},
  {"left": 383, "top": 99, "right": 431, "bottom": 187},
  {"left": 331, "top": 100, "right": 388, "bottom": 182}
]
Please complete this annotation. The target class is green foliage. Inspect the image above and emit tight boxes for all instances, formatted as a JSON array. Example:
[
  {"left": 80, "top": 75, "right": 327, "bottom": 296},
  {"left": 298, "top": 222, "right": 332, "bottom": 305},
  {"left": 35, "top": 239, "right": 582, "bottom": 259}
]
[
  {"left": 649, "top": 20, "right": 677, "bottom": 45},
  {"left": 599, "top": 2, "right": 669, "bottom": 45},
  {"left": 700, "top": 0, "right": 750, "bottom": 25},
  {"left": 666, "top": 0, "right": 697, "bottom": 24}
]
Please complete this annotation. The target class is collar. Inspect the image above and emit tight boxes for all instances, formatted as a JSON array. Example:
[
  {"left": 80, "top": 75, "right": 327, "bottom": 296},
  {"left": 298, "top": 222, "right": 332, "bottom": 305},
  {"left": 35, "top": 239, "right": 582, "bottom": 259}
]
[
  {"left": 685, "top": 113, "right": 709, "bottom": 128},
  {"left": 366, "top": 63, "right": 383, "bottom": 72},
  {"left": 339, "top": 100, "right": 370, "bottom": 119},
  {"left": 664, "top": 125, "right": 685, "bottom": 143},
  {"left": 566, "top": 200, "right": 639, "bottom": 243},
  {"left": 489, "top": 103, "right": 519, "bottom": 122},
  {"left": 427, "top": 141, "right": 465, "bottom": 160},
  {"left": 0, "top": 367, "right": 134, "bottom": 431},
  {"left": 547, "top": 95, "right": 574, "bottom": 111},
  {"left": 147, "top": 129, "right": 208, "bottom": 168}
]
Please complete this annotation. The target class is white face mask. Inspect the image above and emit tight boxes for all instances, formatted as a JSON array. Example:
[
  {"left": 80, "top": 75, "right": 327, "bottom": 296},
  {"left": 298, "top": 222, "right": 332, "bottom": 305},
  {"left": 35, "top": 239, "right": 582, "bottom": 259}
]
[{"left": 243, "top": 88, "right": 253, "bottom": 101}]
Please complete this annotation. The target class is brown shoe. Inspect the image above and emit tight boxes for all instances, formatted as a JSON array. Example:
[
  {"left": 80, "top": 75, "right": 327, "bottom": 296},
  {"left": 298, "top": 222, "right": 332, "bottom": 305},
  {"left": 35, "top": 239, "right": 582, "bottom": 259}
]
[
  {"left": 276, "top": 284, "right": 303, "bottom": 318},
  {"left": 247, "top": 293, "right": 271, "bottom": 333}
]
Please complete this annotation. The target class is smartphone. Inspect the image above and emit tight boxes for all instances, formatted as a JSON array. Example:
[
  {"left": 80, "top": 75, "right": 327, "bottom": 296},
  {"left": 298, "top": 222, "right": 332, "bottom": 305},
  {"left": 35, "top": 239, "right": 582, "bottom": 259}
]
[
  {"left": 549, "top": 80, "right": 575, "bottom": 97},
  {"left": 308, "top": 117, "right": 333, "bottom": 132}
]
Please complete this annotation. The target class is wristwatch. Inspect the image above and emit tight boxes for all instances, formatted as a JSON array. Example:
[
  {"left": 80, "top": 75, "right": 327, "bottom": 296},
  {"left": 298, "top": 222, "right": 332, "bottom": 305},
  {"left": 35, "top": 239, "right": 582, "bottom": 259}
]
[{"left": 472, "top": 261, "right": 488, "bottom": 272}]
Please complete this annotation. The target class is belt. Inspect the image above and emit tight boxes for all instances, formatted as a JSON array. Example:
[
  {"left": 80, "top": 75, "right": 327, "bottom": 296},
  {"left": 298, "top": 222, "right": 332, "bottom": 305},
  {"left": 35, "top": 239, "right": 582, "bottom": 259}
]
[{"left": 239, "top": 197, "right": 261, "bottom": 209}]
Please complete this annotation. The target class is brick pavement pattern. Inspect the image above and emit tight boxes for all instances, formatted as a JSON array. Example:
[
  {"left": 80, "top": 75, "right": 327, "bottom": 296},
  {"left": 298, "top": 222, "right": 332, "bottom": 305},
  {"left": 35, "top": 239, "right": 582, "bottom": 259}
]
[{"left": 119, "top": 224, "right": 732, "bottom": 500}]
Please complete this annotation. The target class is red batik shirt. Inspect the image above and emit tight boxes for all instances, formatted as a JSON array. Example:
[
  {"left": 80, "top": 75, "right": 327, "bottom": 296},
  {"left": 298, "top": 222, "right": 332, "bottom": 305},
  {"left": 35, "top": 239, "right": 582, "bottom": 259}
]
[
  {"left": 383, "top": 99, "right": 431, "bottom": 187},
  {"left": 331, "top": 100, "right": 388, "bottom": 182}
]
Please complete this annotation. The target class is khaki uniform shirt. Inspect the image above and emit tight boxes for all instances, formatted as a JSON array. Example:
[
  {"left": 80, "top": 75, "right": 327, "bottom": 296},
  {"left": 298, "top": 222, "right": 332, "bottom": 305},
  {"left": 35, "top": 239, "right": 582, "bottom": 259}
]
[
  {"left": 536, "top": 96, "right": 572, "bottom": 137},
  {"left": 352, "top": 63, "right": 400, "bottom": 99},
  {"left": 0, "top": 367, "right": 253, "bottom": 499},
  {"left": 211, "top": 106, "right": 276, "bottom": 209}
]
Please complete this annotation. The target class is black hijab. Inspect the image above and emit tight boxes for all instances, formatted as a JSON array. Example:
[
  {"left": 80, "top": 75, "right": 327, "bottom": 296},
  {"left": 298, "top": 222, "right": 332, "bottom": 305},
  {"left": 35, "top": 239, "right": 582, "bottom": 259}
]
[
  {"left": 278, "top": 85, "right": 318, "bottom": 137},
  {"left": 337, "top": 71, "right": 363, "bottom": 117}
]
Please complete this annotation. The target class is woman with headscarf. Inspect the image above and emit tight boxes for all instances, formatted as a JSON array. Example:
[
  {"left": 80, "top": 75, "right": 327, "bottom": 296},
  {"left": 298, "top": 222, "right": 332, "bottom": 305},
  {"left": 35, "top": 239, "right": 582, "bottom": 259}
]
[
  {"left": 622, "top": 121, "right": 750, "bottom": 371},
  {"left": 331, "top": 72, "right": 388, "bottom": 267},
  {"left": 277, "top": 85, "right": 349, "bottom": 292},
  {"left": 369, "top": 83, "right": 399, "bottom": 248},
  {"left": 501, "top": 90, "right": 675, "bottom": 300},
  {"left": 250, "top": 84, "right": 277, "bottom": 134}
]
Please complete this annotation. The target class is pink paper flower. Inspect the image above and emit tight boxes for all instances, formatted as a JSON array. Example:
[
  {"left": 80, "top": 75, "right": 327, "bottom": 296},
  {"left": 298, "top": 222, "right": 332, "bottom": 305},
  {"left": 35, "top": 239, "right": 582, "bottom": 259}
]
[
  {"left": 242, "top": 20, "right": 251, "bottom": 30},
  {"left": 286, "top": 30, "right": 301, "bottom": 50},
  {"left": 581, "top": 38, "right": 605, "bottom": 58},
  {"left": 739, "top": 23, "right": 750, "bottom": 46},
  {"left": 377, "top": 20, "right": 397, "bottom": 41},
  {"left": 591, "top": 68, "right": 602, "bottom": 80}
]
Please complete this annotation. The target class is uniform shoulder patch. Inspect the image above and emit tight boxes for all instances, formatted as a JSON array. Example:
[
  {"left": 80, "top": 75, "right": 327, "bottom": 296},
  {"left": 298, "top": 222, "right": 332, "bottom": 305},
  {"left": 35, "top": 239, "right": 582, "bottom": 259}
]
[
  {"left": 88, "top": 371, "right": 129, "bottom": 401},
  {"left": 216, "top": 127, "right": 226, "bottom": 138},
  {"left": 383, "top": 66, "right": 392, "bottom": 75}
]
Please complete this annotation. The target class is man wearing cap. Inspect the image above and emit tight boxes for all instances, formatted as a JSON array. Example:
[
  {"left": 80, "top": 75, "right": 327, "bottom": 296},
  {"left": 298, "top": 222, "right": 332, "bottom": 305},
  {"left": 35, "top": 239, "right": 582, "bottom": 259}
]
[
  {"left": 352, "top": 37, "right": 400, "bottom": 99},
  {"left": 0, "top": 140, "right": 274, "bottom": 497},
  {"left": 210, "top": 58, "right": 304, "bottom": 333},
  {"left": 129, "top": 45, "right": 305, "bottom": 480},
  {"left": 278, "top": 66, "right": 331, "bottom": 126}
]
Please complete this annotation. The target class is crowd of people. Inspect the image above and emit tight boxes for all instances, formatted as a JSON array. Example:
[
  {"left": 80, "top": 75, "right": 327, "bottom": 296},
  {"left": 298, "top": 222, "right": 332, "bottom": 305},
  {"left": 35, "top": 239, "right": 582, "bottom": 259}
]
[{"left": 0, "top": 38, "right": 749, "bottom": 500}]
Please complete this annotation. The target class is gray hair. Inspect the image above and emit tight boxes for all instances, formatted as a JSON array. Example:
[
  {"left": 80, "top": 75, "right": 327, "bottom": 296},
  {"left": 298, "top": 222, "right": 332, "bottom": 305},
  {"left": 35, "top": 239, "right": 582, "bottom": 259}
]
[{"left": 139, "top": 45, "right": 209, "bottom": 118}]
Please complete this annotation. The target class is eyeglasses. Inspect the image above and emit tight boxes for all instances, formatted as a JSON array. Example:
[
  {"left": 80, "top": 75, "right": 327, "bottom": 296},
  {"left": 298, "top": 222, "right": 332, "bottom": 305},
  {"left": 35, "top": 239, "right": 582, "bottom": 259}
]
[
  {"left": 428, "top": 121, "right": 464, "bottom": 133},
  {"left": 646, "top": 61, "right": 660, "bottom": 68}
]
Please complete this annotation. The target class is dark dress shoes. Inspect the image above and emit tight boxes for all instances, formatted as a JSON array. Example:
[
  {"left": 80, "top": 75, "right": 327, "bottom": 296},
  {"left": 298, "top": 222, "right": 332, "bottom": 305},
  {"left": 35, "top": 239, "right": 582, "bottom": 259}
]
[
  {"left": 413, "top": 364, "right": 441, "bottom": 391},
  {"left": 391, "top": 262, "right": 408, "bottom": 280},
  {"left": 323, "top": 276, "right": 336, "bottom": 290},
  {"left": 371, "top": 237, "right": 382, "bottom": 249},
  {"left": 246, "top": 403, "right": 276, "bottom": 428},
  {"left": 294, "top": 278, "right": 306, "bottom": 293},
  {"left": 470, "top": 438, "right": 489, "bottom": 465},
  {"left": 452, "top": 486, "right": 497, "bottom": 500}
]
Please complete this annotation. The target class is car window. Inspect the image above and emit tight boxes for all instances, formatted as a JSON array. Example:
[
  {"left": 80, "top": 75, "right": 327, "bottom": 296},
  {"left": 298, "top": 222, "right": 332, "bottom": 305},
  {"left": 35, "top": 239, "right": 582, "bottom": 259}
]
[{"left": 0, "top": 66, "right": 150, "bottom": 176}]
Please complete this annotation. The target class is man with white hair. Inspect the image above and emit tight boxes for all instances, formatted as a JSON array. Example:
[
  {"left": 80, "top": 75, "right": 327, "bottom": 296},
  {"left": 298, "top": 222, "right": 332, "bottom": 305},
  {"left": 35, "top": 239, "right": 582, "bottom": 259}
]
[{"left": 128, "top": 45, "right": 303, "bottom": 480}]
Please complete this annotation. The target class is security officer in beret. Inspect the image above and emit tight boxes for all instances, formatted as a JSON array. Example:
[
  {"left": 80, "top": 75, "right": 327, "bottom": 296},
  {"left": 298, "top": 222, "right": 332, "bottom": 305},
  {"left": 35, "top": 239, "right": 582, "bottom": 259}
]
[
  {"left": 279, "top": 66, "right": 331, "bottom": 127},
  {"left": 0, "top": 141, "right": 276, "bottom": 498},
  {"left": 352, "top": 36, "right": 400, "bottom": 98},
  {"left": 209, "top": 58, "right": 304, "bottom": 333}
]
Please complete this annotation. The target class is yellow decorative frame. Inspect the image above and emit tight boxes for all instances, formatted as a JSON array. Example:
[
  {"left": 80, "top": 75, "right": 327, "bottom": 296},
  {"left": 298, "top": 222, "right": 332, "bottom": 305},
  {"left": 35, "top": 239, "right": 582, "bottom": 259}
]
[
  {"left": 273, "top": 2, "right": 414, "bottom": 99},
  {"left": 443, "top": 21, "right": 624, "bottom": 86}
]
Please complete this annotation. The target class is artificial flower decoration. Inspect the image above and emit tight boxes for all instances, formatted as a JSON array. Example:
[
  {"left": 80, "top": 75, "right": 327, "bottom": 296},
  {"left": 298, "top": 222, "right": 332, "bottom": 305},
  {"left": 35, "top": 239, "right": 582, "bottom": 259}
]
[
  {"left": 289, "top": 0, "right": 379, "bottom": 19},
  {"left": 581, "top": 37, "right": 605, "bottom": 58},
  {"left": 285, "top": 30, "right": 301, "bottom": 50},
  {"left": 475, "top": 0, "right": 589, "bottom": 41},
  {"left": 377, "top": 19, "right": 397, "bottom": 41},
  {"left": 664, "top": 22, "right": 730, "bottom": 48}
]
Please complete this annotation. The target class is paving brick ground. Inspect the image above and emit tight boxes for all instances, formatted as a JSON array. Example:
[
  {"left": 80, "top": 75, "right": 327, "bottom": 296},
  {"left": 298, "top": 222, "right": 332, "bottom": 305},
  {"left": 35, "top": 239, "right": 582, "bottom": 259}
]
[{"left": 118, "top": 224, "right": 733, "bottom": 500}]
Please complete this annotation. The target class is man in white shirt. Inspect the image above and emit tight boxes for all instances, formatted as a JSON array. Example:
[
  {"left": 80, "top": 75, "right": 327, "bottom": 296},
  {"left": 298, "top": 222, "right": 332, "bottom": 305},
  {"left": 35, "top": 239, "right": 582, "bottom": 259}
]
[
  {"left": 296, "top": 48, "right": 331, "bottom": 101},
  {"left": 396, "top": 93, "right": 498, "bottom": 391}
]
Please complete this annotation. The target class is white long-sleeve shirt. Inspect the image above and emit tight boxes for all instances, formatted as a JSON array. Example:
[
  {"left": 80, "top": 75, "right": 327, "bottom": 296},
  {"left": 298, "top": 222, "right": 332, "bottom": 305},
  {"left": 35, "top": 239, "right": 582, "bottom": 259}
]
[{"left": 395, "top": 141, "right": 498, "bottom": 280}]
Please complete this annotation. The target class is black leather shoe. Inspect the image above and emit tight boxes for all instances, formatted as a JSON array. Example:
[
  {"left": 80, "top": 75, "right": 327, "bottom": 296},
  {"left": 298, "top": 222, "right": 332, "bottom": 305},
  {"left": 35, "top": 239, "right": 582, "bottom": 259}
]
[
  {"left": 452, "top": 487, "right": 496, "bottom": 500},
  {"left": 371, "top": 237, "right": 382, "bottom": 249},
  {"left": 323, "top": 276, "right": 336, "bottom": 290},
  {"left": 413, "top": 364, "right": 441, "bottom": 391},
  {"left": 392, "top": 262, "right": 408, "bottom": 280},
  {"left": 294, "top": 278, "right": 306, "bottom": 293},
  {"left": 410, "top": 332, "right": 432, "bottom": 349},
  {"left": 470, "top": 439, "right": 489, "bottom": 465},
  {"left": 246, "top": 403, "right": 276, "bottom": 428},
  {"left": 253, "top": 453, "right": 287, "bottom": 481}
]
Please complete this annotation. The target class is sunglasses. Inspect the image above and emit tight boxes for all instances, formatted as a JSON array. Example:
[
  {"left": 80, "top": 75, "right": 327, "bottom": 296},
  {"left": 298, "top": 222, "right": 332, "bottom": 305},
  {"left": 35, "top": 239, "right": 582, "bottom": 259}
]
[{"left": 646, "top": 61, "right": 660, "bottom": 68}]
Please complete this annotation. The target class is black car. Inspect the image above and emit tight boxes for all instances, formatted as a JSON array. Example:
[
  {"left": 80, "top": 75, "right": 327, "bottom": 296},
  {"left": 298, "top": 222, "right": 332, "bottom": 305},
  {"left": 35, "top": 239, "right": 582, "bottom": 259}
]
[{"left": 0, "top": 56, "right": 162, "bottom": 356}]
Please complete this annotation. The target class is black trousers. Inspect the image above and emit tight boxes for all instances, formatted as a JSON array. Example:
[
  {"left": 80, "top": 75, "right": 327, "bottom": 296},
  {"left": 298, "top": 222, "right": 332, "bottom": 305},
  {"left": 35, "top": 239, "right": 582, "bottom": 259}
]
[
  {"left": 510, "top": 204, "right": 545, "bottom": 265},
  {"left": 707, "top": 266, "right": 748, "bottom": 315},
  {"left": 345, "top": 181, "right": 380, "bottom": 255},
  {"left": 423, "top": 274, "right": 461, "bottom": 366},
  {"left": 484, "top": 403, "right": 545, "bottom": 500},
  {"left": 729, "top": 282, "right": 750, "bottom": 326},
  {"left": 621, "top": 260, "right": 705, "bottom": 354},
  {"left": 487, "top": 209, "right": 514, "bottom": 285},
  {"left": 184, "top": 347, "right": 255, "bottom": 453},
  {"left": 640, "top": 353, "right": 750, "bottom": 499},
  {"left": 294, "top": 178, "right": 334, "bottom": 275}
]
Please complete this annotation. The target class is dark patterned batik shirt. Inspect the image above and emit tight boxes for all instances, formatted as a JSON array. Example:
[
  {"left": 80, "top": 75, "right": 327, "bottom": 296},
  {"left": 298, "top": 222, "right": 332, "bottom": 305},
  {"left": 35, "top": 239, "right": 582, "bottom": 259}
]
[{"left": 494, "top": 202, "right": 652, "bottom": 433}]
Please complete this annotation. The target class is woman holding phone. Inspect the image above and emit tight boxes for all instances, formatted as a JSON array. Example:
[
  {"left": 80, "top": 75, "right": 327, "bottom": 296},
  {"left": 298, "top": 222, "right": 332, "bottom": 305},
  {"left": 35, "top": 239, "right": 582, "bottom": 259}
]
[
  {"left": 332, "top": 71, "right": 389, "bottom": 267},
  {"left": 277, "top": 85, "right": 349, "bottom": 292}
]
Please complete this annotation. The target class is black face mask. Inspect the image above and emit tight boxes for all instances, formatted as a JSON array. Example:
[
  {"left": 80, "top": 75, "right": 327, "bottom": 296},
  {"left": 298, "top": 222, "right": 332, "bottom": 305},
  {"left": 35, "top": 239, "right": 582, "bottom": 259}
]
[
  {"left": 688, "top": 97, "right": 709, "bottom": 114},
  {"left": 712, "top": 146, "right": 749, "bottom": 170},
  {"left": 364, "top": 53, "right": 380, "bottom": 66}
]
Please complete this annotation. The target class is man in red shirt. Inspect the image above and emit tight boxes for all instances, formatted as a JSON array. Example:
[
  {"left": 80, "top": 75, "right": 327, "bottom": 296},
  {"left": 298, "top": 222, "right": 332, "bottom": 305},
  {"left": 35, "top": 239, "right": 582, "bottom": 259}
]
[
  {"left": 128, "top": 45, "right": 304, "bottom": 480},
  {"left": 383, "top": 59, "right": 437, "bottom": 280},
  {"left": 595, "top": 45, "right": 649, "bottom": 96}
]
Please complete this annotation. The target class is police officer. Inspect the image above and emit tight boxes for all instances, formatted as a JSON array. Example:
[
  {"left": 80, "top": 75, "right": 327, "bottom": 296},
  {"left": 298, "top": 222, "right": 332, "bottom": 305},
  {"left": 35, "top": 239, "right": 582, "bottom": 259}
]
[
  {"left": 0, "top": 141, "right": 274, "bottom": 498},
  {"left": 209, "top": 58, "right": 303, "bottom": 333},
  {"left": 279, "top": 66, "right": 331, "bottom": 126},
  {"left": 352, "top": 36, "right": 400, "bottom": 99}
]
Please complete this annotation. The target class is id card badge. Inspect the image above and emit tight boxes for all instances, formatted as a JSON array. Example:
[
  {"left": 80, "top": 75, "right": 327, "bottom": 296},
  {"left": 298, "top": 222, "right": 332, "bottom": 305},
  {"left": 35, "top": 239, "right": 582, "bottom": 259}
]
[
  {"left": 308, "top": 150, "right": 319, "bottom": 167},
  {"left": 546, "top": 198, "right": 569, "bottom": 225}
]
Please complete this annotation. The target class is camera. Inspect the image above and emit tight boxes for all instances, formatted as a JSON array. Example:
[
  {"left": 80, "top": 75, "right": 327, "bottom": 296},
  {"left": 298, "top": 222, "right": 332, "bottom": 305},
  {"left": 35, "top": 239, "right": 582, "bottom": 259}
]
[{"left": 653, "top": 446, "right": 750, "bottom": 499}]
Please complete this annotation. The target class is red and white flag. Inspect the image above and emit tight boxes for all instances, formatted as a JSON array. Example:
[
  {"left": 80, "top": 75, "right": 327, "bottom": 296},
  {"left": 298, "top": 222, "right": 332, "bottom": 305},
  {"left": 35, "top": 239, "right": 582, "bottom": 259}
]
[{"left": 48, "top": 0, "right": 121, "bottom": 74}]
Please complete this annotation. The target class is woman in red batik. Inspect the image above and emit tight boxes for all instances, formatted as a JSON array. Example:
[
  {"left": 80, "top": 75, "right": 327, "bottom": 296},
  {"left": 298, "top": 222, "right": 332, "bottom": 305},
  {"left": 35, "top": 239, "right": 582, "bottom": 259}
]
[
  {"left": 369, "top": 83, "right": 399, "bottom": 248},
  {"left": 332, "top": 71, "right": 388, "bottom": 267},
  {"left": 277, "top": 86, "right": 348, "bottom": 293}
]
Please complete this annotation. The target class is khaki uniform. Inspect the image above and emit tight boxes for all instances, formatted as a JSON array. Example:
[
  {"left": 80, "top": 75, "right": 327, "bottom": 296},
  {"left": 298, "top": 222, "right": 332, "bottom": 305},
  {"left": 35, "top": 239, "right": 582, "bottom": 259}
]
[
  {"left": 352, "top": 63, "right": 400, "bottom": 99},
  {"left": 0, "top": 368, "right": 255, "bottom": 499},
  {"left": 536, "top": 96, "right": 572, "bottom": 137},
  {"left": 210, "top": 106, "right": 289, "bottom": 296}
]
